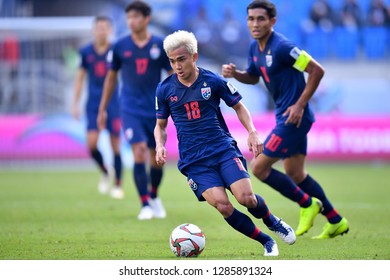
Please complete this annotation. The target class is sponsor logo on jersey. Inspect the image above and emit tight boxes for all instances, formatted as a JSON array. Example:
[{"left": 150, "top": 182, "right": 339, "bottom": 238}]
[
  {"left": 170, "top": 96, "right": 178, "bottom": 102},
  {"left": 227, "top": 81, "right": 237, "bottom": 94},
  {"left": 124, "top": 51, "right": 132, "bottom": 58},
  {"left": 150, "top": 44, "right": 161, "bottom": 59},
  {"left": 188, "top": 178, "right": 198, "bottom": 191}
]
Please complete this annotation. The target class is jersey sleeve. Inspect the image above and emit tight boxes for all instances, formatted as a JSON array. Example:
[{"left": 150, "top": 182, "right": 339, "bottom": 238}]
[
  {"left": 277, "top": 40, "right": 297, "bottom": 67},
  {"left": 79, "top": 47, "right": 87, "bottom": 70},
  {"left": 155, "top": 83, "right": 170, "bottom": 119},
  {"left": 108, "top": 42, "right": 121, "bottom": 71},
  {"left": 277, "top": 40, "right": 312, "bottom": 72},
  {"left": 217, "top": 78, "right": 242, "bottom": 108},
  {"left": 246, "top": 41, "right": 261, "bottom": 76}
]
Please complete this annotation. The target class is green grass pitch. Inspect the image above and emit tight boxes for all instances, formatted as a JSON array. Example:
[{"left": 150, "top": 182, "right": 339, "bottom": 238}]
[{"left": 0, "top": 162, "right": 389, "bottom": 260}]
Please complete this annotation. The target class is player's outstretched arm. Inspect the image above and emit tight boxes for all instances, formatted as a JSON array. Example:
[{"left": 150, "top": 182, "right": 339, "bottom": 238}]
[
  {"left": 232, "top": 101, "right": 263, "bottom": 158},
  {"left": 154, "top": 118, "right": 168, "bottom": 166},
  {"left": 97, "top": 70, "right": 118, "bottom": 130},
  {"left": 222, "top": 63, "right": 259, "bottom": 85}
]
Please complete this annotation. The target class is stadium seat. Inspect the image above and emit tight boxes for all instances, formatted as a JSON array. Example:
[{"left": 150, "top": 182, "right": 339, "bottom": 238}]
[
  {"left": 304, "top": 27, "right": 331, "bottom": 60},
  {"left": 333, "top": 27, "right": 360, "bottom": 60},
  {"left": 274, "top": 21, "right": 303, "bottom": 46},
  {"left": 362, "top": 27, "right": 388, "bottom": 59}
]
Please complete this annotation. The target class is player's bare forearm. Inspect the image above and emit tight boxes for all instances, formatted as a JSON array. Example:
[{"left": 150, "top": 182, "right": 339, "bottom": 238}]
[
  {"left": 284, "top": 60, "right": 325, "bottom": 127},
  {"left": 154, "top": 119, "right": 168, "bottom": 166},
  {"left": 99, "top": 70, "right": 117, "bottom": 112},
  {"left": 297, "top": 59, "right": 325, "bottom": 107},
  {"left": 154, "top": 126, "right": 167, "bottom": 148},
  {"left": 73, "top": 69, "right": 85, "bottom": 104},
  {"left": 222, "top": 63, "right": 259, "bottom": 85},
  {"left": 233, "top": 102, "right": 256, "bottom": 133},
  {"left": 235, "top": 70, "right": 259, "bottom": 85},
  {"left": 233, "top": 102, "right": 263, "bottom": 157},
  {"left": 72, "top": 69, "right": 86, "bottom": 119},
  {"left": 97, "top": 70, "right": 117, "bottom": 130}
]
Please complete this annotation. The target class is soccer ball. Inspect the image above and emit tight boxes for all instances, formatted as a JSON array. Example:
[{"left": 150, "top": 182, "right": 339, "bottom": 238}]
[{"left": 169, "top": 223, "right": 206, "bottom": 257}]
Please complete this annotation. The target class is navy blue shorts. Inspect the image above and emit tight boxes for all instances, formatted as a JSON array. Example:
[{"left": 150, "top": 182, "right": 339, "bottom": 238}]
[
  {"left": 184, "top": 148, "right": 250, "bottom": 201},
  {"left": 121, "top": 112, "right": 156, "bottom": 147},
  {"left": 263, "top": 119, "right": 312, "bottom": 159},
  {"left": 86, "top": 110, "right": 121, "bottom": 137}
]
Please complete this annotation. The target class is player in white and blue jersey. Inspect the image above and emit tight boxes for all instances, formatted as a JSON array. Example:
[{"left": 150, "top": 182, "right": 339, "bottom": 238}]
[
  {"left": 72, "top": 16, "right": 123, "bottom": 199},
  {"left": 98, "top": 1, "right": 173, "bottom": 220},
  {"left": 155, "top": 30, "right": 297, "bottom": 257},
  {"left": 222, "top": 0, "right": 349, "bottom": 239}
]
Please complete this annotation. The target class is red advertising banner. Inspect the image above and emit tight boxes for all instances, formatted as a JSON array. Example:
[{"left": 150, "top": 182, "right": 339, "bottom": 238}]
[
  {"left": 1, "top": 114, "right": 389, "bottom": 161},
  {"left": 165, "top": 114, "right": 390, "bottom": 161}
]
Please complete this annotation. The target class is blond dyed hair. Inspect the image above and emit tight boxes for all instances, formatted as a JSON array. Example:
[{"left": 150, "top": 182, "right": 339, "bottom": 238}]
[{"left": 163, "top": 30, "right": 198, "bottom": 56}]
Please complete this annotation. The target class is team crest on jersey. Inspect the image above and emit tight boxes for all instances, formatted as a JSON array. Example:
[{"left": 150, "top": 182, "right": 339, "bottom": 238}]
[
  {"left": 201, "top": 82, "right": 211, "bottom": 100},
  {"left": 188, "top": 178, "right": 198, "bottom": 191},
  {"left": 150, "top": 44, "right": 161, "bottom": 60},
  {"left": 266, "top": 52, "right": 273, "bottom": 67}
]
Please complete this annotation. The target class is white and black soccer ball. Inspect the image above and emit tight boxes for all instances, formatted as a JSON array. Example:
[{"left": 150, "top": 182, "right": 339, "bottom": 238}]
[{"left": 169, "top": 223, "right": 206, "bottom": 257}]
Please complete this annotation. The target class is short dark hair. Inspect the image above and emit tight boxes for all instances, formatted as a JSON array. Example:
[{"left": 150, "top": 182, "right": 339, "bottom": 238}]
[
  {"left": 125, "top": 0, "right": 151, "bottom": 17},
  {"left": 94, "top": 15, "right": 112, "bottom": 25},
  {"left": 247, "top": 0, "right": 277, "bottom": 19}
]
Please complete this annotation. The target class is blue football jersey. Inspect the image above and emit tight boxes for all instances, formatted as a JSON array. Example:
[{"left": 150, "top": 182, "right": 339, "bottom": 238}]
[
  {"left": 109, "top": 35, "right": 172, "bottom": 118},
  {"left": 156, "top": 68, "right": 243, "bottom": 171},
  {"left": 79, "top": 43, "right": 119, "bottom": 113},
  {"left": 246, "top": 31, "right": 315, "bottom": 124}
]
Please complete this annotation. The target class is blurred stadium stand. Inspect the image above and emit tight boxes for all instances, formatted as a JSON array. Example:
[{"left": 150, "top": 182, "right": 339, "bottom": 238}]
[
  {"left": 333, "top": 27, "right": 360, "bottom": 60},
  {"left": 362, "top": 26, "right": 388, "bottom": 59},
  {"left": 0, "top": 0, "right": 389, "bottom": 165},
  {"left": 1, "top": 0, "right": 388, "bottom": 114}
]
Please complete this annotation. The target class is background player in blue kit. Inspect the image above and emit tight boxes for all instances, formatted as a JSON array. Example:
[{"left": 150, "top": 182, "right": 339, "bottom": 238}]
[
  {"left": 98, "top": 1, "right": 173, "bottom": 220},
  {"left": 155, "top": 30, "right": 296, "bottom": 257},
  {"left": 72, "top": 16, "right": 123, "bottom": 199},
  {"left": 222, "top": 0, "right": 349, "bottom": 239}
]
